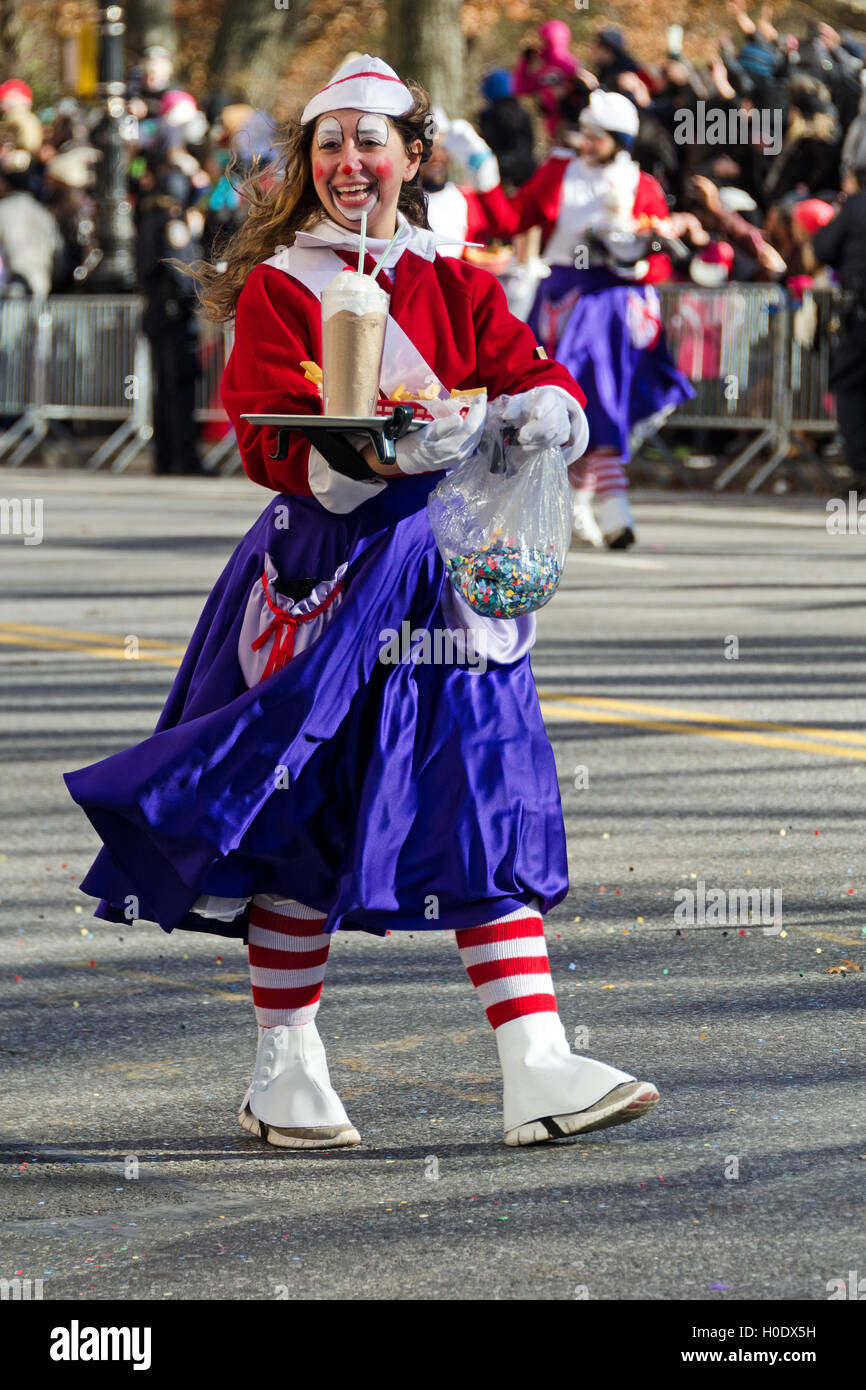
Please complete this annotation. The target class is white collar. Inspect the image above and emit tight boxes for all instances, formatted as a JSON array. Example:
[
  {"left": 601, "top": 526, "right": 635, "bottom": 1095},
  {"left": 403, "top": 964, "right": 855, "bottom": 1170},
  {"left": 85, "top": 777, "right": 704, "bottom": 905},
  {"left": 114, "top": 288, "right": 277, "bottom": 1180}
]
[{"left": 294, "top": 210, "right": 481, "bottom": 266}]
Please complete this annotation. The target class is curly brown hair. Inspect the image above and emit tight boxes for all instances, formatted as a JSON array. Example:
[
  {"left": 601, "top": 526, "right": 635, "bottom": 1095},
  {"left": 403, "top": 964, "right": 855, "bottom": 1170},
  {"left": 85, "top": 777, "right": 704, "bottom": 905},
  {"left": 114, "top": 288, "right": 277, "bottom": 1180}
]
[{"left": 180, "top": 80, "right": 436, "bottom": 324}]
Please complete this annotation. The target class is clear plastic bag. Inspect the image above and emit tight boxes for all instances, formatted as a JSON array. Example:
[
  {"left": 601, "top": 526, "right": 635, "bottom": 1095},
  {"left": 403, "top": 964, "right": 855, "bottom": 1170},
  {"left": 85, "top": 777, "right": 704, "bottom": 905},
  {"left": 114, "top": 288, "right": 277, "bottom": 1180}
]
[{"left": 427, "top": 417, "right": 573, "bottom": 619}]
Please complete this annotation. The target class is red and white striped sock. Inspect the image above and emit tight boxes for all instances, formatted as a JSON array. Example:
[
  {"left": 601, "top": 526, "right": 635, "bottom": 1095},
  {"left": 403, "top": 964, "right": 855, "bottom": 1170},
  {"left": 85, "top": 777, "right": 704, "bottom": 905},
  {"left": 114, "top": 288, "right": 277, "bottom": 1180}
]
[
  {"left": 247, "top": 896, "right": 331, "bottom": 1029},
  {"left": 568, "top": 455, "right": 597, "bottom": 496},
  {"left": 593, "top": 454, "right": 629, "bottom": 497},
  {"left": 569, "top": 451, "right": 629, "bottom": 499},
  {"left": 454, "top": 908, "right": 558, "bottom": 1029}
]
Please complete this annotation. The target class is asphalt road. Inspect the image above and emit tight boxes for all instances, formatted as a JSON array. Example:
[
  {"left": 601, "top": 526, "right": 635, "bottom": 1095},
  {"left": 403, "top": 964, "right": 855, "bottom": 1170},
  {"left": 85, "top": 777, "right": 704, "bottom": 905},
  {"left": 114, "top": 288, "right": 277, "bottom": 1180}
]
[{"left": 0, "top": 470, "right": 863, "bottom": 1303}]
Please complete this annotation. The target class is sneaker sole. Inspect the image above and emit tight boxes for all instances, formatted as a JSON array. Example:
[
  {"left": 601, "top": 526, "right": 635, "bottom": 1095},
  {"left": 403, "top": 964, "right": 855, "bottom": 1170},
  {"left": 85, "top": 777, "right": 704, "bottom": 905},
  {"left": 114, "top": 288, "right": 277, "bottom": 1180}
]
[
  {"left": 604, "top": 527, "right": 636, "bottom": 551},
  {"left": 238, "top": 1104, "right": 361, "bottom": 1149},
  {"left": 505, "top": 1081, "right": 660, "bottom": 1147}
]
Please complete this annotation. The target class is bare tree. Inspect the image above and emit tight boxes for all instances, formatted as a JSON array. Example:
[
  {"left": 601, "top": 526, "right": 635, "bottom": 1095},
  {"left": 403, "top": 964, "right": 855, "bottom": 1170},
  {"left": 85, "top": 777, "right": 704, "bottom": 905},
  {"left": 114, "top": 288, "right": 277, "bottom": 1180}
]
[
  {"left": 124, "top": 0, "right": 177, "bottom": 62},
  {"left": 208, "top": 0, "right": 312, "bottom": 107},
  {"left": 0, "top": 0, "right": 22, "bottom": 72},
  {"left": 385, "top": 0, "right": 465, "bottom": 114}
]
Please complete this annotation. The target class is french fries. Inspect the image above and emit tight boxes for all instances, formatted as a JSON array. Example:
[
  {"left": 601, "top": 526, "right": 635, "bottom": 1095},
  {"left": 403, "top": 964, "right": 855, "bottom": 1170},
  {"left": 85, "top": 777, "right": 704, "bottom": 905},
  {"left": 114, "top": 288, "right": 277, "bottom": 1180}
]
[
  {"left": 390, "top": 381, "right": 440, "bottom": 402},
  {"left": 301, "top": 361, "right": 484, "bottom": 406}
]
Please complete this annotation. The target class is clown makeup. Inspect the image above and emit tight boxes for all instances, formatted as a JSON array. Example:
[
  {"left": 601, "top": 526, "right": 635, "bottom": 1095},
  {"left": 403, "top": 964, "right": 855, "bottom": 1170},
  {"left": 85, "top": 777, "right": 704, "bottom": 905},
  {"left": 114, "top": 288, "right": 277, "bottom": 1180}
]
[
  {"left": 576, "top": 126, "right": 618, "bottom": 165},
  {"left": 312, "top": 108, "right": 422, "bottom": 237},
  {"left": 356, "top": 114, "right": 389, "bottom": 145},
  {"left": 316, "top": 116, "right": 344, "bottom": 148}
]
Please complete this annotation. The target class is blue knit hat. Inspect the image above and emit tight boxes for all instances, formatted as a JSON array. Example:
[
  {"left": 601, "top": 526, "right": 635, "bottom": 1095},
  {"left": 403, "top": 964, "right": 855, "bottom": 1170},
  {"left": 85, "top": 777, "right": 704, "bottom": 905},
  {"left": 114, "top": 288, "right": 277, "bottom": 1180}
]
[{"left": 482, "top": 68, "right": 513, "bottom": 103}]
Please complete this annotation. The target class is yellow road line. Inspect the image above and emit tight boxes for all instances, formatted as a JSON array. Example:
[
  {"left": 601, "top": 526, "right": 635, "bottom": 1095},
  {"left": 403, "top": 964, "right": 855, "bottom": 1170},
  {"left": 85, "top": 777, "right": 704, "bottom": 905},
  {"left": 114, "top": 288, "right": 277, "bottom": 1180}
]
[
  {"left": 792, "top": 927, "right": 866, "bottom": 949},
  {"left": 63, "top": 959, "right": 247, "bottom": 1002},
  {"left": 0, "top": 622, "right": 185, "bottom": 650},
  {"left": 4, "top": 622, "right": 865, "bottom": 761},
  {"left": 538, "top": 691, "right": 866, "bottom": 747},
  {"left": 540, "top": 703, "right": 866, "bottom": 761},
  {"left": 0, "top": 632, "right": 183, "bottom": 664}
]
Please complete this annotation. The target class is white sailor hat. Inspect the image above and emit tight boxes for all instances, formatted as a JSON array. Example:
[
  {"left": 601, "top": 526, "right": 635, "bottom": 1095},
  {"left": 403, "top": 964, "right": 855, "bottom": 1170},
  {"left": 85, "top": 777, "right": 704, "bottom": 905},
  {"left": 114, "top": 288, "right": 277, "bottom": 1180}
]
[
  {"left": 579, "top": 90, "right": 640, "bottom": 139},
  {"left": 300, "top": 54, "right": 414, "bottom": 125}
]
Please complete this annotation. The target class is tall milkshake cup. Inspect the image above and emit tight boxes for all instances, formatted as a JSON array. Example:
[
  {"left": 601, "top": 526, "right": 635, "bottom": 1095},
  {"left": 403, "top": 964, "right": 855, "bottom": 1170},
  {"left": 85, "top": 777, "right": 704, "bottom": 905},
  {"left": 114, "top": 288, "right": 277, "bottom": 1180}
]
[{"left": 321, "top": 268, "right": 389, "bottom": 416}]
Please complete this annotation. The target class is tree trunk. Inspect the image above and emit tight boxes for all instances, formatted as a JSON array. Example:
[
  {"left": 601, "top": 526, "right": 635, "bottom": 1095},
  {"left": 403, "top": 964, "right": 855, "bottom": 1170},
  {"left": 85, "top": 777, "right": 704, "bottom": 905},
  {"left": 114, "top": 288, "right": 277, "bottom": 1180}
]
[
  {"left": 124, "top": 0, "right": 177, "bottom": 62},
  {"left": 0, "top": 0, "right": 21, "bottom": 68},
  {"left": 384, "top": 0, "right": 466, "bottom": 116},
  {"left": 207, "top": 0, "right": 312, "bottom": 108}
]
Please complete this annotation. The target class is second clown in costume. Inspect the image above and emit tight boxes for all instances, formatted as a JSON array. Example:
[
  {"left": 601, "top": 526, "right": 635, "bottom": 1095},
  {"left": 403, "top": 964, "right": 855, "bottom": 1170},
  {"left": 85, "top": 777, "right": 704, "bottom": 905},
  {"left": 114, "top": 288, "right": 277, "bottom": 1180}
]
[
  {"left": 64, "top": 57, "right": 660, "bottom": 1148},
  {"left": 440, "top": 90, "right": 695, "bottom": 549}
]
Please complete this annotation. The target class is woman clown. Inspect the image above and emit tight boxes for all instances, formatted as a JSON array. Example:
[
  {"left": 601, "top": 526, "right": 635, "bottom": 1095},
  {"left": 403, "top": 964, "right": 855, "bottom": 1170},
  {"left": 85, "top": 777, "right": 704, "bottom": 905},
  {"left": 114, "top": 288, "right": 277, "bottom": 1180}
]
[
  {"left": 64, "top": 57, "right": 660, "bottom": 1149},
  {"left": 444, "top": 89, "right": 694, "bottom": 548}
]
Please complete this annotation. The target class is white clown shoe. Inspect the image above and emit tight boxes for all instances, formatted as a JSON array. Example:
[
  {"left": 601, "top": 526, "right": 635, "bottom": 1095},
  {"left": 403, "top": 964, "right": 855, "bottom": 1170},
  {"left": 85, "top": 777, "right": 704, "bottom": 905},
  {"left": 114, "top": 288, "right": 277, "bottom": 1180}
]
[
  {"left": 495, "top": 1013, "right": 659, "bottom": 1147},
  {"left": 238, "top": 1022, "right": 360, "bottom": 1149},
  {"left": 597, "top": 491, "right": 636, "bottom": 550},
  {"left": 571, "top": 491, "right": 605, "bottom": 548}
]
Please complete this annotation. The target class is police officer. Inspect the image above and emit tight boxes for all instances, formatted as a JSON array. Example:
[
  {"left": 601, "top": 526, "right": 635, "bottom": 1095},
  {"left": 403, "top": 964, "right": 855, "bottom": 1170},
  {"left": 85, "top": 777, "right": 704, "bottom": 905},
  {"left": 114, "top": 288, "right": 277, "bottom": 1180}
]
[
  {"left": 812, "top": 163, "right": 866, "bottom": 494},
  {"left": 135, "top": 150, "right": 204, "bottom": 475}
]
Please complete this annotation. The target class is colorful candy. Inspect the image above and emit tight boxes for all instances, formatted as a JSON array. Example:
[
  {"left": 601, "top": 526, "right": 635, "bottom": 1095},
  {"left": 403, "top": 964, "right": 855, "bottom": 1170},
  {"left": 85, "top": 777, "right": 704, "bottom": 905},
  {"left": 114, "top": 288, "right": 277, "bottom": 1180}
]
[{"left": 446, "top": 541, "right": 563, "bottom": 618}]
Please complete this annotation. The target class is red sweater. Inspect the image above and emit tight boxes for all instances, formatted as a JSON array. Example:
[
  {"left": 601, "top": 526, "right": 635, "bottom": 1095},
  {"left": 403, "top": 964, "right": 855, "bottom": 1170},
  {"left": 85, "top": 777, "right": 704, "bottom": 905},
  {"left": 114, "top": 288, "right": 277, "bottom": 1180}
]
[{"left": 220, "top": 246, "right": 586, "bottom": 495}]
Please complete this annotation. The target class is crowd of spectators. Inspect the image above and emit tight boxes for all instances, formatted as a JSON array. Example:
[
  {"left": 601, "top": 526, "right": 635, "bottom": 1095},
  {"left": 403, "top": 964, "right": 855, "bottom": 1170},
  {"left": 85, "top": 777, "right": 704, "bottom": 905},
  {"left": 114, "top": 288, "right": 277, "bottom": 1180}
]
[
  {"left": 0, "top": 6, "right": 865, "bottom": 472},
  {"left": 1, "top": 11, "right": 864, "bottom": 299},
  {"left": 489, "top": 8, "right": 866, "bottom": 295}
]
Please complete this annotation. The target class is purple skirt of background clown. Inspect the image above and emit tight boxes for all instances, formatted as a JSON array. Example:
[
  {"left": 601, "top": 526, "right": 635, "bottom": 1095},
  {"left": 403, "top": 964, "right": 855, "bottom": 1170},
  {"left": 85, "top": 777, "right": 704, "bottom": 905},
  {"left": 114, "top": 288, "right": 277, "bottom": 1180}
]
[
  {"left": 64, "top": 473, "right": 568, "bottom": 942},
  {"left": 528, "top": 266, "right": 695, "bottom": 457}
]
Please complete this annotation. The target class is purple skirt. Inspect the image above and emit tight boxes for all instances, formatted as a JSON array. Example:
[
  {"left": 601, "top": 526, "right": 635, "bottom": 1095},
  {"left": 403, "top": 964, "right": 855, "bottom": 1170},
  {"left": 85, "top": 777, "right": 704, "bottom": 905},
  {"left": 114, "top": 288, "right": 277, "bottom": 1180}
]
[
  {"left": 529, "top": 266, "right": 695, "bottom": 458},
  {"left": 64, "top": 474, "right": 569, "bottom": 941}
]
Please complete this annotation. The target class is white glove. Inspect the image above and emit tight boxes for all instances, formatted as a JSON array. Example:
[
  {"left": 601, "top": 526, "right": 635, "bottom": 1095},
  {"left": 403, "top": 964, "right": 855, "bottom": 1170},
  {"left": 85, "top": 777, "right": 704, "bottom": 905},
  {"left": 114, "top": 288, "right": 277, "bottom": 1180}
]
[
  {"left": 492, "top": 386, "right": 589, "bottom": 464},
  {"left": 437, "top": 118, "right": 501, "bottom": 194},
  {"left": 394, "top": 396, "right": 487, "bottom": 474}
]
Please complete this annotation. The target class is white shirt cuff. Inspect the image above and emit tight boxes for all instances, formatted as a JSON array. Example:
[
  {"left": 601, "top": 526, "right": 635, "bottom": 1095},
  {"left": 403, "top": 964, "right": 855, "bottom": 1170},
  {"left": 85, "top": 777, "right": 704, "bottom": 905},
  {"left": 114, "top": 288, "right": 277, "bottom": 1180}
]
[
  {"left": 307, "top": 440, "right": 386, "bottom": 514},
  {"left": 544, "top": 384, "right": 590, "bottom": 464}
]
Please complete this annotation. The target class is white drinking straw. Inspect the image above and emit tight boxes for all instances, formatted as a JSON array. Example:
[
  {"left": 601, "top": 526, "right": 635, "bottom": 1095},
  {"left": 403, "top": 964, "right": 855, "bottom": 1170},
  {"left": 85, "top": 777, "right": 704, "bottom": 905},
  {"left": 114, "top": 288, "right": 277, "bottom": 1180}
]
[
  {"left": 370, "top": 222, "right": 408, "bottom": 280},
  {"left": 357, "top": 209, "right": 367, "bottom": 272}
]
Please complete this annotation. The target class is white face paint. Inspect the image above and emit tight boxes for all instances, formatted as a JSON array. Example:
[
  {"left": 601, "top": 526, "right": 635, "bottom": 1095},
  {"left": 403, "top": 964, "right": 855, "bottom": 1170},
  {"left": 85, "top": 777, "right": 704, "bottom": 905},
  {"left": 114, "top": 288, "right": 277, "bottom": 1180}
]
[
  {"left": 312, "top": 108, "right": 418, "bottom": 234},
  {"left": 356, "top": 114, "right": 389, "bottom": 146},
  {"left": 315, "top": 116, "right": 344, "bottom": 149}
]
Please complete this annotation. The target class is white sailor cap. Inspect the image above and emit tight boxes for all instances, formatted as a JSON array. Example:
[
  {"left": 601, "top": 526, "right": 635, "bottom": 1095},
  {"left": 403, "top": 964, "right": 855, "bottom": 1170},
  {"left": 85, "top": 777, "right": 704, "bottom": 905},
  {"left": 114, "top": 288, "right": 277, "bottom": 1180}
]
[
  {"left": 579, "top": 90, "right": 640, "bottom": 139},
  {"left": 300, "top": 55, "right": 414, "bottom": 125}
]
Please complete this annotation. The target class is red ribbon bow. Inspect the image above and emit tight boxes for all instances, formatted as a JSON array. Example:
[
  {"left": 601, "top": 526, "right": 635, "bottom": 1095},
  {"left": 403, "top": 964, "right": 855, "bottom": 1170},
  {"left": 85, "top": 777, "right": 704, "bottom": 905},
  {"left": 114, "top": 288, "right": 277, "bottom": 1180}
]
[{"left": 250, "top": 569, "right": 344, "bottom": 682}]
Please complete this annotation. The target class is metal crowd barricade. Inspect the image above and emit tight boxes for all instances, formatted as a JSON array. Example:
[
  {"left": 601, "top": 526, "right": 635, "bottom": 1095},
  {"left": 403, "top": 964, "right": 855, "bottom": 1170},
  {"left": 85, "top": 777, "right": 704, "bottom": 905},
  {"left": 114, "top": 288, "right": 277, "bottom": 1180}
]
[
  {"left": 654, "top": 283, "right": 791, "bottom": 491},
  {"left": 745, "top": 284, "right": 839, "bottom": 493},
  {"left": 0, "top": 298, "right": 40, "bottom": 464},
  {"left": 0, "top": 296, "right": 153, "bottom": 471},
  {"left": 193, "top": 315, "right": 240, "bottom": 473},
  {"left": 0, "top": 284, "right": 843, "bottom": 489},
  {"left": 788, "top": 287, "right": 838, "bottom": 431},
  {"left": 0, "top": 295, "right": 242, "bottom": 475}
]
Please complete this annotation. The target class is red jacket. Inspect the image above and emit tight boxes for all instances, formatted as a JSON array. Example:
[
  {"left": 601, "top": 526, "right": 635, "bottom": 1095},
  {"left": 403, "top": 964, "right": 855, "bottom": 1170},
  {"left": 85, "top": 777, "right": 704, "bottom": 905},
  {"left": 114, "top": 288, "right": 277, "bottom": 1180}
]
[
  {"left": 221, "top": 246, "right": 586, "bottom": 496},
  {"left": 424, "top": 184, "right": 511, "bottom": 258},
  {"left": 465, "top": 187, "right": 511, "bottom": 248},
  {"left": 482, "top": 153, "right": 674, "bottom": 283}
]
